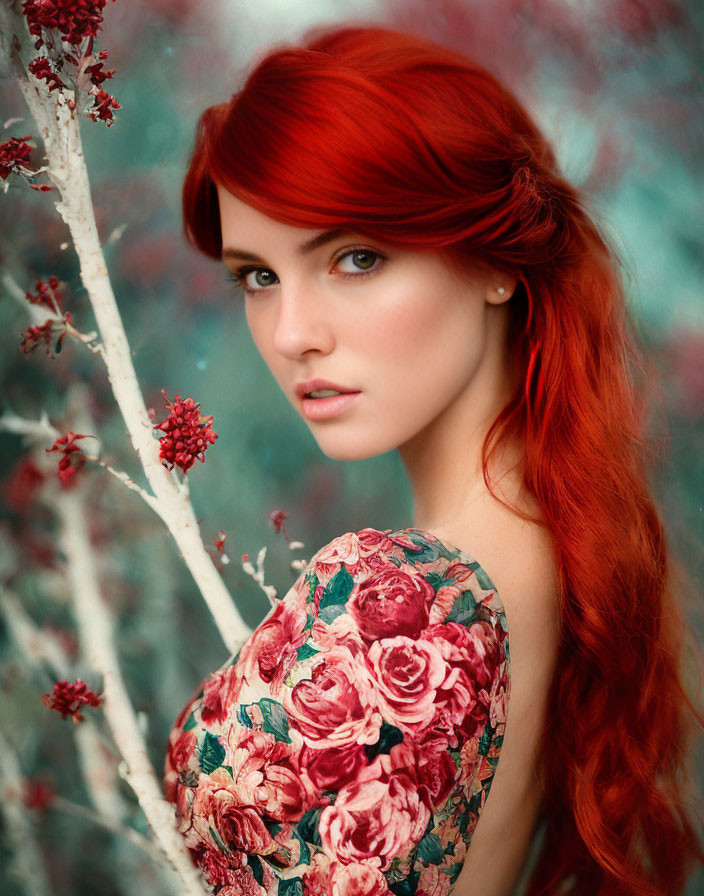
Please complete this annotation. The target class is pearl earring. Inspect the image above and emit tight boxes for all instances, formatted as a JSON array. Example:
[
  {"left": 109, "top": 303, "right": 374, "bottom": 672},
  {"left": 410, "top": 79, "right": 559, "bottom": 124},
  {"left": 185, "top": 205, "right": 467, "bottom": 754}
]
[{"left": 497, "top": 286, "right": 507, "bottom": 297}]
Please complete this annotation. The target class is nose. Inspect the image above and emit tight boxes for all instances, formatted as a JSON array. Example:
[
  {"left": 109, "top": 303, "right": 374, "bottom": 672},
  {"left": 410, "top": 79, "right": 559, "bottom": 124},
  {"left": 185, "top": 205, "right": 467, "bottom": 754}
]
[{"left": 272, "top": 276, "right": 335, "bottom": 359}]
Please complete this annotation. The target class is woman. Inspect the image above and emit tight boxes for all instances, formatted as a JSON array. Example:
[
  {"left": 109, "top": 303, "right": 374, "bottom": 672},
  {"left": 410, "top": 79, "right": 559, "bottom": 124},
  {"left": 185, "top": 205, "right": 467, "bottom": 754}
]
[{"left": 164, "top": 24, "right": 703, "bottom": 895}]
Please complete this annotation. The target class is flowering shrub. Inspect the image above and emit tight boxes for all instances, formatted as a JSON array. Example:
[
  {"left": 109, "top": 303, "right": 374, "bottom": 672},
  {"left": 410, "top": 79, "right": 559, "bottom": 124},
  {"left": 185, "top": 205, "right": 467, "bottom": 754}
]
[
  {"left": 42, "top": 679, "right": 101, "bottom": 724},
  {"left": 154, "top": 391, "right": 218, "bottom": 473},
  {"left": 45, "top": 431, "right": 90, "bottom": 484}
]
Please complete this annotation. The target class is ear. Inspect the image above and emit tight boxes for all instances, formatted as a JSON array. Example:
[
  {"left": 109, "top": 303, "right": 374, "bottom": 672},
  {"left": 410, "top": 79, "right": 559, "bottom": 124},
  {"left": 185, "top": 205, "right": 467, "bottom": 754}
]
[{"left": 486, "top": 275, "right": 517, "bottom": 305}]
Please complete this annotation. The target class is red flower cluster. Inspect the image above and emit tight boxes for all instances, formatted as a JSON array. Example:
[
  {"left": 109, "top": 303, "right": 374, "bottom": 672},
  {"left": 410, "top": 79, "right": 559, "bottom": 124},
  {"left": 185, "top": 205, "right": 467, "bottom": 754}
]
[
  {"left": 0, "top": 135, "right": 53, "bottom": 191},
  {"left": 42, "top": 679, "right": 101, "bottom": 723},
  {"left": 0, "top": 136, "right": 32, "bottom": 180},
  {"left": 23, "top": 0, "right": 113, "bottom": 48},
  {"left": 88, "top": 86, "right": 121, "bottom": 126},
  {"left": 28, "top": 56, "right": 64, "bottom": 91},
  {"left": 45, "top": 431, "right": 89, "bottom": 484},
  {"left": 154, "top": 391, "right": 218, "bottom": 473},
  {"left": 25, "top": 276, "right": 62, "bottom": 313},
  {"left": 24, "top": 1, "right": 120, "bottom": 127},
  {"left": 19, "top": 314, "right": 71, "bottom": 357}
]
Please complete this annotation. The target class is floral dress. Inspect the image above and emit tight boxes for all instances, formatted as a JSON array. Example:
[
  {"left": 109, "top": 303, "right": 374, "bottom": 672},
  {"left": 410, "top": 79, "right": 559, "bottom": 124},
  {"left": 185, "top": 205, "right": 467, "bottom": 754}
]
[{"left": 164, "top": 527, "right": 510, "bottom": 896}]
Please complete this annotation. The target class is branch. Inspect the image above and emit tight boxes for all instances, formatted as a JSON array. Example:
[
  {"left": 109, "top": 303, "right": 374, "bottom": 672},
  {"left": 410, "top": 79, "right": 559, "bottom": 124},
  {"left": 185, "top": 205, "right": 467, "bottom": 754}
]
[
  {"left": 0, "top": 586, "right": 131, "bottom": 821},
  {"left": 3, "top": 6, "right": 250, "bottom": 655},
  {"left": 0, "top": 727, "right": 53, "bottom": 896},
  {"left": 55, "top": 488, "right": 209, "bottom": 896}
]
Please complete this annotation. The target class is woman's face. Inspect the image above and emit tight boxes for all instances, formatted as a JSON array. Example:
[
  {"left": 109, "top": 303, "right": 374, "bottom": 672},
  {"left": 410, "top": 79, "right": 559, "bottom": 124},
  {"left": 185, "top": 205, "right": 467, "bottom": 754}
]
[{"left": 217, "top": 186, "right": 513, "bottom": 462}]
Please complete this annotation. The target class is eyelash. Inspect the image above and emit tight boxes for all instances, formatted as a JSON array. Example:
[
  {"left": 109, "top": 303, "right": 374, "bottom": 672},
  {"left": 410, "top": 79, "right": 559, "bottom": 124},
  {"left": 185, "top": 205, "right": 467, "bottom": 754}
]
[{"left": 226, "top": 247, "right": 386, "bottom": 295}]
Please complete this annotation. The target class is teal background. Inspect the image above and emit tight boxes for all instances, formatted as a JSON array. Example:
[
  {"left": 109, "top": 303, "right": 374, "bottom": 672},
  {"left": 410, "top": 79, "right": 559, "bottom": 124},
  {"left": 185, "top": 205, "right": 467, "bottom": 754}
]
[{"left": 1, "top": 1, "right": 702, "bottom": 893}]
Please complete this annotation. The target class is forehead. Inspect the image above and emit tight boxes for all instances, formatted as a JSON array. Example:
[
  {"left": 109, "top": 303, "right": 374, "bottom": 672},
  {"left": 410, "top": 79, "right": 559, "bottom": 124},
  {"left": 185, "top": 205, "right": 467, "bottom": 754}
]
[{"left": 217, "top": 186, "right": 323, "bottom": 250}]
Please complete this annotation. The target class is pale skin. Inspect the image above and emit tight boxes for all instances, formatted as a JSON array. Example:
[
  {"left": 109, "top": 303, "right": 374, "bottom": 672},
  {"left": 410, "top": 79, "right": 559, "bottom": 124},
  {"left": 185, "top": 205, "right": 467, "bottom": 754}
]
[{"left": 217, "top": 185, "right": 561, "bottom": 895}]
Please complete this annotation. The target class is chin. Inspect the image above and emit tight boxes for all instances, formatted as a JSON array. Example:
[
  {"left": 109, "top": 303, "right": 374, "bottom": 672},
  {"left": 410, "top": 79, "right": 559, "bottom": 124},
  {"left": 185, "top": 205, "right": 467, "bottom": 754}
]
[{"left": 312, "top": 432, "right": 399, "bottom": 463}]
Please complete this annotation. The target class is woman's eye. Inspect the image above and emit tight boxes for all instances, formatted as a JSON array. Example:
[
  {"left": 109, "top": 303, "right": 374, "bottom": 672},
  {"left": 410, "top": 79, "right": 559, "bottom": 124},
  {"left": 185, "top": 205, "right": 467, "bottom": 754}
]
[
  {"left": 228, "top": 267, "right": 279, "bottom": 293},
  {"left": 334, "top": 248, "right": 384, "bottom": 276}
]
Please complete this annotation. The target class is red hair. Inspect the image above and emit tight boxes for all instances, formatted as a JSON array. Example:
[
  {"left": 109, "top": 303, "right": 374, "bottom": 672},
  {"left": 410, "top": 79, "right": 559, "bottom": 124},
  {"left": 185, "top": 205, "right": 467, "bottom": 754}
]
[{"left": 181, "top": 24, "right": 704, "bottom": 895}]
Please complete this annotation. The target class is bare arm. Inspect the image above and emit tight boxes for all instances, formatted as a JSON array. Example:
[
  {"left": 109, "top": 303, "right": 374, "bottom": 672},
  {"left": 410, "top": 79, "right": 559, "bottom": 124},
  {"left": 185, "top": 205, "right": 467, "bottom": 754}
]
[{"left": 452, "top": 536, "right": 560, "bottom": 896}]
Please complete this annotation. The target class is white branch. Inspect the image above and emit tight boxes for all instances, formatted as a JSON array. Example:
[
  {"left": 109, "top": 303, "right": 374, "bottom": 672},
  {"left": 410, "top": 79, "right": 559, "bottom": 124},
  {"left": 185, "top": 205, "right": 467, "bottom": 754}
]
[
  {"left": 9, "top": 36, "right": 251, "bottom": 654},
  {"left": 0, "top": 727, "right": 53, "bottom": 896},
  {"left": 56, "top": 489, "right": 209, "bottom": 896}
]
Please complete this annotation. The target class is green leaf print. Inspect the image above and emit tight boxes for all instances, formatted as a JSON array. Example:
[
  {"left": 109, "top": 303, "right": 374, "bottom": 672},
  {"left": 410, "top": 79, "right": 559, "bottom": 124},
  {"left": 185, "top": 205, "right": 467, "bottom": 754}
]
[
  {"left": 182, "top": 711, "right": 197, "bottom": 731},
  {"left": 417, "top": 832, "right": 444, "bottom": 865},
  {"left": 388, "top": 869, "right": 420, "bottom": 895},
  {"left": 209, "top": 825, "right": 229, "bottom": 854},
  {"left": 258, "top": 698, "right": 292, "bottom": 743},
  {"left": 477, "top": 724, "right": 492, "bottom": 757},
  {"left": 293, "top": 828, "right": 311, "bottom": 865},
  {"left": 443, "top": 591, "right": 479, "bottom": 627},
  {"left": 297, "top": 807, "right": 323, "bottom": 846},
  {"left": 364, "top": 720, "right": 404, "bottom": 760},
  {"left": 472, "top": 564, "right": 495, "bottom": 591},
  {"left": 249, "top": 853, "right": 264, "bottom": 884},
  {"left": 296, "top": 642, "right": 320, "bottom": 661},
  {"left": 199, "top": 731, "right": 225, "bottom": 774},
  {"left": 318, "top": 567, "right": 354, "bottom": 611},
  {"left": 318, "top": 603, "right": 347, "bottom": 623},
  {"left": 279, "top": 878, "right": 304, "bottom": 896},
  {"left": 401, "top": 537, "right": 445, "bottom": 564},
  {"left": 424, "top": 571, "right": 455, "bottom": 591},
  {"left": 448, "top": 862, "right": 463, "bottom": 884}
]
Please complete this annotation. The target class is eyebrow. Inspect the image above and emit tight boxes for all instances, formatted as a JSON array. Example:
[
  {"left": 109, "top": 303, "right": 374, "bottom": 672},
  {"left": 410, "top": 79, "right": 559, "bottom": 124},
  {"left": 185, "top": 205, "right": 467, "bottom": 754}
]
[{"left": 221, "top": 229, "right": 351, "bottom": 263}]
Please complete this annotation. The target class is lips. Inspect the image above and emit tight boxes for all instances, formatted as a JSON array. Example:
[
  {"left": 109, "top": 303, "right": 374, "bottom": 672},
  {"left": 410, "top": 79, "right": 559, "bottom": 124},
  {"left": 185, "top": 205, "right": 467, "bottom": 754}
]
[{"left": 294, "top": 378, "right": 358, "bottom": 399}]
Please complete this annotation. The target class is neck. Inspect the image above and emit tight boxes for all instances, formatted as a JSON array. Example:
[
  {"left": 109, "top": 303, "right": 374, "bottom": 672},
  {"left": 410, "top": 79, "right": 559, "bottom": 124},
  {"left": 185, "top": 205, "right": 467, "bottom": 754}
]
[{"left": 397, "top": 303, "right": 521, "bottom": 533}]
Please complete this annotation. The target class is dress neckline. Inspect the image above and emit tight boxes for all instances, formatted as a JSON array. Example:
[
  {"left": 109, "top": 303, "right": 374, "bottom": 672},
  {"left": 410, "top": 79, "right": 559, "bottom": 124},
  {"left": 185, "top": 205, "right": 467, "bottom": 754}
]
[{"left": 387, "top": 526, "right": 507, "bottom": 618}]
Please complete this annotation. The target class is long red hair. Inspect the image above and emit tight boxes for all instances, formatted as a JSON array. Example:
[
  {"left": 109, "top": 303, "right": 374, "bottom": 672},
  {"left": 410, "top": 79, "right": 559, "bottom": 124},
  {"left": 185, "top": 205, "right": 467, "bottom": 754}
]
[{"left": 181, "top": 24, "right": 704, "bottom": 895}]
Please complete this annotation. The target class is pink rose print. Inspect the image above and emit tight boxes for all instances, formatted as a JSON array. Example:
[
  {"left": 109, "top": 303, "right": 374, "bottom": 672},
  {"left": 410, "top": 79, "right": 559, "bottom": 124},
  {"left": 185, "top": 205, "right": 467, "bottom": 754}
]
[
  {"left": 219, "top": 865, "right": 269, "bottom": 895},
  {"left": 310, "top": 615, "right": 364, "bottom": 651},
  {"left": 302, "top": 852, "right": 333, "bottom": 894},
  {"left": 284, "top": 645, "right": 383, "bottom": 748},
  {"left": 428, "top": 584, "right": 462, "bottom": 625},
  {"left": 417, "top": 864, "right": 452, "bottom": 896},
  {"left": 238, "top": 590, "right": 309, "bottom": 695},
  {"left": 201, "top": 663, "right": 243, "bottom": 726},
  {"left": 330, "top": 860, "right": 391, "bottom": 895},
  {"left": 319, "top": 741, "right": 430, "bottom": 871},
  {"left": 300, "top": 741, "right": 368, "bottom": 792},
  {"left": 164, "top": 728, "right": 197, "bottom": 801},
  {"left": 366, "top": 636, "right": 447, "bottom": 734},
  {"left": 347, "top": 566, "right": 433, "bottom": 643},
  {"left": 421, "top": 621, "right": 501, "bottom": 741},
  {"left": 488, "top": 673, "right": 508, "bottom": 728},
  {"left": 414, "top": 734, "right": 458, "bottom": 811},
  {"left": 184, "top": 768, "right": 277, "bottom": 856},
  {"left": 225, "top": 726, "right": 318, "bottom": 823}
]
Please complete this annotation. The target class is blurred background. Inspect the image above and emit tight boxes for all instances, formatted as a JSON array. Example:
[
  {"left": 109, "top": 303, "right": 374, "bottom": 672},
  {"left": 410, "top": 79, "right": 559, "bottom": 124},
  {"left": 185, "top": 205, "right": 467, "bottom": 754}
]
[{"left": 1, "top": 0, "right": 702, "bottom": 893}]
